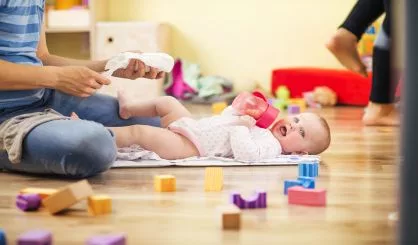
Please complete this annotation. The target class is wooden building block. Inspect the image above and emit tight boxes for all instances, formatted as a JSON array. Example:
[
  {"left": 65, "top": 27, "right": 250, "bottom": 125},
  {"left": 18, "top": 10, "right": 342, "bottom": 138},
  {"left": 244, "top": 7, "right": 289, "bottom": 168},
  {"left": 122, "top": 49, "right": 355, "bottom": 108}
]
[
  {"left": 17, "top": 230, "right": 52, "bottom": 245},
  {"left": 42, "top": 180, "right": 94, "bottom": 214},
  {"left": 204, "top": 167, "right": 223, "bottom": 191},
  {"left": 88, "top": 195, "right": 112, "bottom": 216},
  {"left": 218, "top": 205, "right": 241, "bottom": 230},
  {"left": 86, "top": 233, "right": 126, "bottom": 245},
  {"left": 154, "top": 175, "right": 176, "bottom": 192},
  {"left": 19, "top": 188, "right": 57, "bottom": 200},
  {"left": 288, "top": 186, "right": 326, "bottom": 207},
  {"left": 211, "top": 102, "right": 228, "bottom": 115}
]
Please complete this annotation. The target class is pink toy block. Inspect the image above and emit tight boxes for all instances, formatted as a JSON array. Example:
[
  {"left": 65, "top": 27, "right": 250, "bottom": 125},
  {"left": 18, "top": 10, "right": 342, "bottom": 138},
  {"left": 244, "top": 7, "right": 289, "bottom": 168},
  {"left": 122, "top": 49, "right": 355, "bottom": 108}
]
[
  {"left": 288, "top": 186, "right": 326, "bottom": 207},
  {"left": 16, "top": 193, "right": 41, "bottom": 212},
  {"left": 86, "top": 234, "right": 126, "bottom": 245},
  {"left": 17, "top": 230, "right": 52, "bottom": 245}
]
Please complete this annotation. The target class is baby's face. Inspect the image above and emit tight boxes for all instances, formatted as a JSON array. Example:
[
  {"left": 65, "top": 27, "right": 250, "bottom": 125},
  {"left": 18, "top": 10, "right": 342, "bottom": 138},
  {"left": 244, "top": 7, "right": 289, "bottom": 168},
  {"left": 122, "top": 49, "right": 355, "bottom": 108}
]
[{"left": 270, "top": 112, "right": 328, "bottom": 154}]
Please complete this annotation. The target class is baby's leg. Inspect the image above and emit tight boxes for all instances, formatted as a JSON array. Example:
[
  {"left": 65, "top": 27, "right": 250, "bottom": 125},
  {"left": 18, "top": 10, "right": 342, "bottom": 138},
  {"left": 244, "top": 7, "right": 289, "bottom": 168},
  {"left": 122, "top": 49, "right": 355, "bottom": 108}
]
[
  {"left": 110, "top": 125, "right": 199, "bottom": 160},
  {"left": 118, "top": 91, "right": 191, "bottom": 128}
]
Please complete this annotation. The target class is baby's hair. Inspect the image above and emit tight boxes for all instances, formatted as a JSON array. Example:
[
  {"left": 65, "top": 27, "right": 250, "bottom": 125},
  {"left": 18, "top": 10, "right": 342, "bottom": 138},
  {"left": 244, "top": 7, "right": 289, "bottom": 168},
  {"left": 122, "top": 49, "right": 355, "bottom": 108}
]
[{"left": 310, "top": 115, "right": 331, "bottom": 155}]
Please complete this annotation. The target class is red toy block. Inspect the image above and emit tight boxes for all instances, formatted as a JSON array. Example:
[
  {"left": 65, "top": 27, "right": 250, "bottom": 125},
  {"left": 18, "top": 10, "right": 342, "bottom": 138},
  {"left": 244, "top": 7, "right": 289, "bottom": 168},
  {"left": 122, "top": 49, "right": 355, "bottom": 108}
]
[{"left": 288, "top": 186, "right": 326, "bottom": 207}]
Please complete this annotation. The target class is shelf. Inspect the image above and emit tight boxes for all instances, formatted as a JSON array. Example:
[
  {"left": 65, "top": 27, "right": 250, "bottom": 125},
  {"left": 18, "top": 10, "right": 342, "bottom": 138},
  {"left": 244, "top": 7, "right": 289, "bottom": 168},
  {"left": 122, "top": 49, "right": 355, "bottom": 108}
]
[{"left": 46, "top": 26, "right": 91, "bottom": 33}]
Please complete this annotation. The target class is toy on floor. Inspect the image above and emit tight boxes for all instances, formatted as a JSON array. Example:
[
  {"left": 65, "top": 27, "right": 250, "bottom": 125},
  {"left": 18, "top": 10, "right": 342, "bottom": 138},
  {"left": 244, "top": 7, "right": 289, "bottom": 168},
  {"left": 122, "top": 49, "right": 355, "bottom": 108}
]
[
  {"left": 211, "top": 102, "right": 228, "bottom": 115},
  {"left": 230, "top": 190, "right": 267, "bottom": 209},
  {"left": 218, "top": 204, "right": 241, "bottom": 230},
  {"left": 88, "top": 195, "right": 112, "bottom": 216},
  {"left": 154, "top": 175, "right": 176, "bottom": 192},
  {"left": 275, "top": 85, "right": 290, "bottom": 101},
  {"left": 86, "top": 234, "right": 126, "bottom": 245},
  {"left": 17, "top": 230, "right": 52, "bottom": 245},
  {"left": 283, "top": 178, "right": 315, "bottom": 195},
  {"left": 19, "top": 188, "right": 57, "bottom": 200},
  {"left": 298, "top": 162, "right": 319, "bottom": 178},
  {"left": 287, "top": 104, "right": 300, "bottom": 114},
  {"left": 42, "top": 180, "right": 94, "bottom": 214},
  {"left": 312, "top": 86, "right": 337, "bottom": 106},
  {"left": 16, "top": 193, "right": 41, "bottom": 212},
  {"left": 297, "top": 177, "right": 316, "bottom": 188},
  {"left": 287, "top": 186, "right": 326, "bottom": 206},
  {"left": 0, "top": 229, "right": 6, "bottom": 245},
  {"left": 204, "top": 167, "right": 223, "bottom": 191}
]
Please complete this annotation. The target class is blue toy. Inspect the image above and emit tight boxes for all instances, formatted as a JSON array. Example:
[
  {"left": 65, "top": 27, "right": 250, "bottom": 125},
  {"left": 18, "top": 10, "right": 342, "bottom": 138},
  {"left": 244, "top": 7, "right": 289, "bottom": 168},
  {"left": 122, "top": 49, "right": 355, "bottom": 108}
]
[
  {"left": 297, "top": 177, "right": 316, "bottom": 188},
  {"left": 284, "top": 180, "right": 302, "bottom": 195},
  {"left": 0, "top": 229, "right": 6, "bottom": 245},
  {"left": 298, "top": 161, "right": 319, "bottom": 177}
]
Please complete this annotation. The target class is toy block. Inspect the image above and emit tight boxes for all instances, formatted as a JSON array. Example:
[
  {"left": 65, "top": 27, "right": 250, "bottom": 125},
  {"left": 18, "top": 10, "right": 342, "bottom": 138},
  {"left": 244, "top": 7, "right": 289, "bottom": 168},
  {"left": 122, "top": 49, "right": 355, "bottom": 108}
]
[
  {"left": 0, "top": 229, "right": 6, "bottom": 245},
  {"left": 273, "top": 99, "right": 287, "bottom": 110},
  {"left": 275, "top": 85, "right": 290, "bottom": 101},
  {"left": 86, "top": 234, "right": 126, "bottom": 245},
  {"left": 288, "top": 186, "right": 326, "bottom": 207},
  {"left": 154, "top": 175, "right": 176, "bottom": 192},
  {"left": 218, "top": 204, "right": 241, "bottom": 230},
  {"left": 204, "top": 167, "right": 223, "bottom": 191},
  {"left": 211, "top": 102, "right": 228, "bottom": 115},
  {"left": 16, "top": 193, "right": 41, "bottom": 212},
  {"left": 298, "top": 162, "right": 319, "bottom": 177},
  {"left": 288, "top": 98, "right": 306, "bottom": 112},
  {"left": 17, "top": 230, "right": 52, "bottom": 245},
  {"left": 88, "top": 195, "right": 112, "bottom": 216},
  {"left": 42, "top": 180, "right": 93, "bottom": 214},
  {"left": 283, "top": 180, "right": 302, "bottom": 195},
  {"left": 230, "top": 190, "right": 267, "bottom": 209},
  {"left": 297, "top": 177, "right": 316, "bottom": 189},
  {"left": 287, "top": 104, "right": 300, "bottom": 114},
  {"left": 19, "top": 188, "right": 57, "bottom": 200}
]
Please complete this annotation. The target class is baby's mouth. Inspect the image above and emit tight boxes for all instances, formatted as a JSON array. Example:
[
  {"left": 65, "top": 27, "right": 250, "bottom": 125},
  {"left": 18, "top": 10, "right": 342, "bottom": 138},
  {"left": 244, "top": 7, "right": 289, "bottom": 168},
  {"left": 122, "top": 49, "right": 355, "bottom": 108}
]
[{"left": 279, "top": 126, "right": 287, "bottom": 136}]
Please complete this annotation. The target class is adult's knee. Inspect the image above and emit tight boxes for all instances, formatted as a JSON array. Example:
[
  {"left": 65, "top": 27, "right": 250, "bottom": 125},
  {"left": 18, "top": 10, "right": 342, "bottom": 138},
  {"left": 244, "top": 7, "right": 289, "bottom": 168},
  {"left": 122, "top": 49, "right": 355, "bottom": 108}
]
[{"left": 62, "top": 122, "right": 117, "bottom": 178}]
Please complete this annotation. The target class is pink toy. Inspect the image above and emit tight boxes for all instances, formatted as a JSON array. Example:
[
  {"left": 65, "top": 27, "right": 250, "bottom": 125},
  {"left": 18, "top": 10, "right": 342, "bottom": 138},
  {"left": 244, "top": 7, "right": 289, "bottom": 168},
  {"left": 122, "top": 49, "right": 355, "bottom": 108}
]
[
  {"left": 232, "top": 91, "right": 279, "bottom": 128},
  {"left": 164, "top": 59, "right": 196, "bottom": 100},
  {"left": 288, "top": 186, "right": 326, "bottom": 207},
  {"left": 17, "top": 230, "right": 52, "bottom": 245},
  {"left": 86, "top": 234, "right": 126, "bottom": 245},
  {"left": 16, "top": 193, "right": 41, "bottom": 212}
]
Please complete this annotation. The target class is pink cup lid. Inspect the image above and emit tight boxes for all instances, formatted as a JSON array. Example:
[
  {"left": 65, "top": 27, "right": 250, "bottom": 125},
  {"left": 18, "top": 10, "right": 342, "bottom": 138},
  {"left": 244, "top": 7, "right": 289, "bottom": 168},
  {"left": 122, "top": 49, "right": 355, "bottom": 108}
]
[{"left": 252, "top": 91, "right": 280, "bottom": 128}]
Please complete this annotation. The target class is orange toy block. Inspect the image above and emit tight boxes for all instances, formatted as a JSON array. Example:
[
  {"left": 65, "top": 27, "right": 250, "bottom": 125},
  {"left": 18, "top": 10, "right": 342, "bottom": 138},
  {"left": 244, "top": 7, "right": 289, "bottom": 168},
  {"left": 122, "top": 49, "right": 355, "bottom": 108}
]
[
  {"left": 19, "top": 188, "right": 57, "bottom": 200},
  {"left": 218, "top": 204, "right": 241, "bottom": 230},
  {"left": 42, "top": 180, "right": 94, "bottom": 214},
  {"left": 88, "top": 195, "right": 112, "bottom": 216},
  {"left": 211, "top": 102, "right": 228, "bottom": 115},
  {"left": 204, "top": 167, "right": 223, "bottom": 191},
  {"left": 154, "top": 175, "right": 176, "bottom": 192}
]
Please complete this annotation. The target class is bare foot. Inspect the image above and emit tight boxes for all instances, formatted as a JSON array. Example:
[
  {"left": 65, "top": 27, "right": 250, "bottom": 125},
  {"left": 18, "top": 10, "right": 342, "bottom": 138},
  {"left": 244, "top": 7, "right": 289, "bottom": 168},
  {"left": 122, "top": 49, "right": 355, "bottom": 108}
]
[
  {"left": 70, "top": 112, "right": 80, "bottom": 120},
  {"left": 117, "top": 90, "right": 133, "bottom": 119},
  {"left": 326, "top": 28, "right": 368, "bottom": 77},
  {"left": 362, "top": 102, "right": 400, "bottom": 126}
]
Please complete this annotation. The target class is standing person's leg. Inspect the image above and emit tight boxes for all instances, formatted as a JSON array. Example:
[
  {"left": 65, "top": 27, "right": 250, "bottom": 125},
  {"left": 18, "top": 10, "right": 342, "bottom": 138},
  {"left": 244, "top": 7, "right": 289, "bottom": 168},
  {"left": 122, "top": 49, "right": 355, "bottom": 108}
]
[
  {"left": 363, "top": 0, "right": 399, "bottom": 126},
  {"left": 326, "top": 0, "right": 385, "bottom": 77},
  {"left": 0, "top": 119, "right": 116, "bottom": 178}
]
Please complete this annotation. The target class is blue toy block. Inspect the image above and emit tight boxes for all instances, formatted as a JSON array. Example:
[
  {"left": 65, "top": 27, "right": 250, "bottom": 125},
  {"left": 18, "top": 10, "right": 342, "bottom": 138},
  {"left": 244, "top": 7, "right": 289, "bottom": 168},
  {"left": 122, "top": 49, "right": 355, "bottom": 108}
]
[
  {"left": 297, "top": 177, "right": 316, "bottom": 188},
  {"left": 284, "top": 180, "right": 302, "bottom": 195},
  {"left": 298, "top": 162, "right": 319, "bottom": 177},
  {"left": 0, "top": 229, "right": 6, "bottom": 245}
]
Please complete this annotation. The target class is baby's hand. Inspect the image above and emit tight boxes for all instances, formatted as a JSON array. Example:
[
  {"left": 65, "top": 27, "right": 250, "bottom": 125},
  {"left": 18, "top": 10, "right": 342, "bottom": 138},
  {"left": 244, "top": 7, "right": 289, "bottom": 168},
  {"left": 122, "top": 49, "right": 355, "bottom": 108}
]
[
  {"left": 239, "top": 115, "right": 256, "bottom": 127},
  {"left": 245, "top": 109, "right": 263, "bottom": 119}
]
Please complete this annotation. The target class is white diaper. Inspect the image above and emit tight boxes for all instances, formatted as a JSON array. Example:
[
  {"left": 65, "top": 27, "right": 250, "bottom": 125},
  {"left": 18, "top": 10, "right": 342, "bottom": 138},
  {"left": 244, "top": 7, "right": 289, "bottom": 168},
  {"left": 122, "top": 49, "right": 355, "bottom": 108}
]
[{"left": 104, "top": 52, "right": 175, "bottom": 77}]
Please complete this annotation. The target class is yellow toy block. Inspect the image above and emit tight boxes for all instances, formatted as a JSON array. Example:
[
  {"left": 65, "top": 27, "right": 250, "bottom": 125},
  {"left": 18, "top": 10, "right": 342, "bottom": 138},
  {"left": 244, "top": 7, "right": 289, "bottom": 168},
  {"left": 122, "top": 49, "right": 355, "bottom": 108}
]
[
  {"left": 204, "top": 167, "right": 223, "bottom": 192},
  {"left": 288, "top": 98, "right": 306, "bottom": 112},
  {"left": 19, "top": 188, "right": 57, "bottom": 200},
  {"left": 211, "top": 102, "right": 228, "bottom": 115},
  {"left": 43, "top": 180, "right": 94, "bottom": 214},
  {"left": 218, "top": 204, "right": 241, "bottom": 230},
  {"left": 154, "top": 175, "right": 176, "bottom": 192},
  {"left": 88, "top": 195, "right": 112, "bottom": 216}
]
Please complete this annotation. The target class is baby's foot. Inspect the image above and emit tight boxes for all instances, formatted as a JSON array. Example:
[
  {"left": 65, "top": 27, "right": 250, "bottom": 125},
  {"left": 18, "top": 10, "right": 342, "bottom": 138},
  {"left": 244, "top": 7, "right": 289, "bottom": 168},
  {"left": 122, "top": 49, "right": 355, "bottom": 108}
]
[
  {"left": 326, "top": 28, "right": 368, "bottom": 77},
  {"left": 117, "top": 90, "right": 133, "bottom": 119},
  {"left": 362, "top": 102, "right": 400, "bottom": 126}
]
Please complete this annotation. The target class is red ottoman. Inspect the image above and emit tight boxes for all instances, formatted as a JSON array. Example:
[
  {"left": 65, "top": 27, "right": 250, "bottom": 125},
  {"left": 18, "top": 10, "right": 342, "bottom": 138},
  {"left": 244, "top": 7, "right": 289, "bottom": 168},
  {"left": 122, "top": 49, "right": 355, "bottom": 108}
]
[{"left": 271, "top": 68, "right": 372, "bottom": 106}]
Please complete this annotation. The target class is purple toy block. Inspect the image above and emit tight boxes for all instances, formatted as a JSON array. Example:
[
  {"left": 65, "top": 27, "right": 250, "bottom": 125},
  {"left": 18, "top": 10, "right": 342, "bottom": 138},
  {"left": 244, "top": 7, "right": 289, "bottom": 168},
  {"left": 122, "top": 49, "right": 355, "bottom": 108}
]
[
  {"left": 17, "top": 230, "right": 52, "bottom": 245},
  {"left": 287, "top": 104, "right": 300, "bottom": 114},
  {"left": 230, "top": 190, "right": 267, "bottom": 209},
  {"left": 86, "top": 234, "right": 126, "bottom": 245},
  {"left": 16, "top": 194, "right": 41, "bottom": 212}
]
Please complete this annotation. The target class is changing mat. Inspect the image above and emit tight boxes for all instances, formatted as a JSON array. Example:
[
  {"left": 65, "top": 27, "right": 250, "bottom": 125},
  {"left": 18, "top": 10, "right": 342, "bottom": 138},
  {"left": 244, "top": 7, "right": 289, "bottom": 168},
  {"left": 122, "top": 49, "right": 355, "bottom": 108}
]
[{"left": 112, "top": 145, "right": 320, "bottom": 168}]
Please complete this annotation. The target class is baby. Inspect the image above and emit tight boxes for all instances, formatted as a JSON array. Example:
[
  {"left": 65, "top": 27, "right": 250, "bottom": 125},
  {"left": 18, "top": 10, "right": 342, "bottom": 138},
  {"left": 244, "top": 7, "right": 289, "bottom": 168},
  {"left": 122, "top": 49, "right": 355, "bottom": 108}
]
[{"left": 111, "top": 91, "right": 331, "bottom": 161}]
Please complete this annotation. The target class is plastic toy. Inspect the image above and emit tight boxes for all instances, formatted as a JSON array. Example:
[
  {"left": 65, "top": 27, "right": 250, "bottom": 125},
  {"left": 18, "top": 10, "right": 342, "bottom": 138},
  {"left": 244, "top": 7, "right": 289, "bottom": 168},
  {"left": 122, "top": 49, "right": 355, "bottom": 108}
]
[
  {"left": 17, "top": 230, "right": 52, "bottom": 245},
  {"left": 86, "top": 234, "right": 126, "bottom": 245},
  {"left": 88, "top": 195, "right": 112, "bottom": 216},
  {"left": 275, "top": 85, "right": 290, "bottom": 100},
  {"left": 288, "top": 186, "right": 326, "bottom": 207},
  {"left": 154, "top": 175, "right": 176, "bottom": 192},
  {"left": 287, "top": 104, "right": 300, "bottom": 114},
  {"left": 19, "top": 188, "right": 57, "bottom": 200},
  {"left": 211, "top": 102, "right": 228, "bottom": 115},
  {"left": 230, "top": 190, "right": 267, "bottom": 209},
  {"left": 204, "top": 167, "right": 223, "bottom": 191},
  {"left": 298, "top": 162, "right": 319, "bottom": 177},
  {"left": 313, "top": 86, "right": 337, "bottom": 106},
  {"left": 16, "top": 193, "right": 41, "bottom": 212},
  {"left": 0, "top": 229, "right": 6, "bottom": 245}
]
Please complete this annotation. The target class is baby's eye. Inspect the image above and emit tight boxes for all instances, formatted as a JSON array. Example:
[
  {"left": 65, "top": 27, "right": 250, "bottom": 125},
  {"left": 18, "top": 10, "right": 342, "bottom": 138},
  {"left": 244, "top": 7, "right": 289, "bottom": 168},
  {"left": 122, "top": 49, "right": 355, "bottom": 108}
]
[
  {"left": 293, "top": 117, "right": 300, "bottom": 123},
  {"left": 299, "top": 128, "right": 305, "bottom": 138}
]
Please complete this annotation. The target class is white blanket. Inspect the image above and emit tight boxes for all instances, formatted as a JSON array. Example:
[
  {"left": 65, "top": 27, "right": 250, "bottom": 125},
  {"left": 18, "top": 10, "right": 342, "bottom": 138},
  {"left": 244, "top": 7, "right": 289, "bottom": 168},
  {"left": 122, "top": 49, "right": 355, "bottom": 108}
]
[{"left": 112, "top": 145, "right": 320, "bottom": 168}]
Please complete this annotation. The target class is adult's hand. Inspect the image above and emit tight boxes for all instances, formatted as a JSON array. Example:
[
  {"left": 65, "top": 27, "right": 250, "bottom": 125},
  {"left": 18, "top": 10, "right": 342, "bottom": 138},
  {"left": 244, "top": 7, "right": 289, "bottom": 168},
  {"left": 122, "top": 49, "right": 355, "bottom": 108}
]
[
  {"left": 52, "top": 66, "right": 111, "bottom": 97},
  {"left": 111, "top": 51, "right": 165, "bottom": 80}
]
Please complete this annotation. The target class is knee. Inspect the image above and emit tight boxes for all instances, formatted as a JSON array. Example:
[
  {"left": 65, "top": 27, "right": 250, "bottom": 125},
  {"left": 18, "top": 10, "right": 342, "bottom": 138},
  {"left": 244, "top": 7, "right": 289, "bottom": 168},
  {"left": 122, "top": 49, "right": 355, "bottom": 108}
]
[{"left": 64, "top": 122, "right": 117, "bottom": 178}]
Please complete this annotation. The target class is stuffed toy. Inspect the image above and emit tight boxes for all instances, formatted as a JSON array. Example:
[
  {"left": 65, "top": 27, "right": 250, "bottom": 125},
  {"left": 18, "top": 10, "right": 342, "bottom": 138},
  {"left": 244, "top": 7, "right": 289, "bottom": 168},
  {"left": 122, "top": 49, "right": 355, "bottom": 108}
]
[{"left": 313, "top": 86, "right": 337, "bottom": 106}]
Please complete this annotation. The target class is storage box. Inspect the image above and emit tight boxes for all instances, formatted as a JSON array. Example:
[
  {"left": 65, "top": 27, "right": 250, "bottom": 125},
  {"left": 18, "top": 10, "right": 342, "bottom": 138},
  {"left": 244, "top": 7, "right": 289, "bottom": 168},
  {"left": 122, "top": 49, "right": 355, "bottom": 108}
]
[{"left": 47, "top": 9, "right": 90, "bottom": 28}]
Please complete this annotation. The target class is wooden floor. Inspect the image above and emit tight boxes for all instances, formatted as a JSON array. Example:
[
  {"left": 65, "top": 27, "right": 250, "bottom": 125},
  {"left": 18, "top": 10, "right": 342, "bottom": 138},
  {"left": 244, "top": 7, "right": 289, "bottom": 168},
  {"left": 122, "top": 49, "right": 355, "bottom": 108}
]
[{"left": 0, "top": 106, "right": 399, "bottom": 245}]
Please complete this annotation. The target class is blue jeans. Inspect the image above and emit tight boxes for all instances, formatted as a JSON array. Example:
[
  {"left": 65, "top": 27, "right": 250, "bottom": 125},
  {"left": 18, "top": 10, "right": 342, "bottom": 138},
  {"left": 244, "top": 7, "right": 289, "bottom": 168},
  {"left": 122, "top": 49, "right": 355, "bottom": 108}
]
[{"left": 0, "top": 90, "right": 160, "bottom": 178}]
